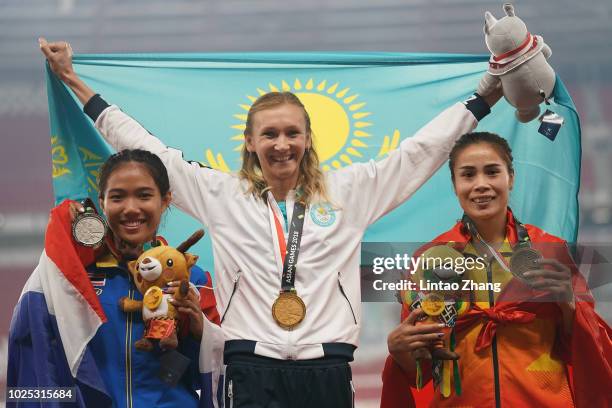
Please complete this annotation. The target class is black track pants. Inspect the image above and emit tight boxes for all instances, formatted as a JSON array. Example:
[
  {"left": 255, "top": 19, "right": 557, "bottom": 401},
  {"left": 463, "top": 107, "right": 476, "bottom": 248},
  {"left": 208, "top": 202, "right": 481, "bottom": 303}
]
[{"left": 223, "top": 355, "right": 354, "bottom": 408}]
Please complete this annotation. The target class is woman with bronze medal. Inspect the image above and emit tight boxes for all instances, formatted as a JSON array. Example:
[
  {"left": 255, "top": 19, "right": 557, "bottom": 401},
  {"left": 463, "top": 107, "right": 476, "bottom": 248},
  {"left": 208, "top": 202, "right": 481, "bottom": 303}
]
[
  {"left": 383, "top": 132, "right": 612, "bottom": 407},
  {"left": 40, "top": 38, "right": 504, "bottom": 407}
]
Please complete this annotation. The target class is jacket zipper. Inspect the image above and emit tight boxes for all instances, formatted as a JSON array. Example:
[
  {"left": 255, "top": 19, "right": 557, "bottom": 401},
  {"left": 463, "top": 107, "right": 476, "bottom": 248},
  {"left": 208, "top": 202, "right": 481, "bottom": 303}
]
[
  {"left": 338, "top": 273, "right": 357, "bottom": 324},
  {"left": 227, "top": 380, "right": 234, "bottom": 408},
  {"left": 487, "top": 261, "right": 501, "bottom": 408},
  {"left": 221, "top": 270, "right": 241, "bottom": 324},
  {"left": 124, "top": 285, "right": 134, "bottom": 408}
]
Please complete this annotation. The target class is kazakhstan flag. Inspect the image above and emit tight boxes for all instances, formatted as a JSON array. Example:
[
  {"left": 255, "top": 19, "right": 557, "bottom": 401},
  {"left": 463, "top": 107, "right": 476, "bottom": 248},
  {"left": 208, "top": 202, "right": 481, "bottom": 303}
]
[{"left": 46, "top": 53, "right": 581, "bottom": 271}]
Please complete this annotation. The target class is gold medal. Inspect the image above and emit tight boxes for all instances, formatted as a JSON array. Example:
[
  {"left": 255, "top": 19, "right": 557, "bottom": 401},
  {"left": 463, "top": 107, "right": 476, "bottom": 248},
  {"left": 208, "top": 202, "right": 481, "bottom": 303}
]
[
  {"left": 421, "top": 293, "right": 445, "bottom": 316},
  {"left": 272, "top": 292, "right": 306, "bottom": 330},
  {"left": 144, "top": 286, "right": 163, "bottom": 310}
]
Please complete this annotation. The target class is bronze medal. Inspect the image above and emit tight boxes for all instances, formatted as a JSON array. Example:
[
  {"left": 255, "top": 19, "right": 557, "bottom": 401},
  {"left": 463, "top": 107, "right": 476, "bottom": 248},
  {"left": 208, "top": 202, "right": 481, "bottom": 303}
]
[
  {"left": 272, "top": 292, "right": 306, "bottom": 330},
  {"left": 510, "top": 246, "right": 542, "bottom": 281}
]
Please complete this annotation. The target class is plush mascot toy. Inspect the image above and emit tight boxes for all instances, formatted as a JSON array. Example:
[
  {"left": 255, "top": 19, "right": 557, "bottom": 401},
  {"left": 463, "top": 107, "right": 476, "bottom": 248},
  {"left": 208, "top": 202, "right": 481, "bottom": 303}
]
[
  {"left": 478, "top": 3, "right": 556, "bottom": 122},
  {"left": 120, "top": 230, "right": 204, "bottom": 351}
]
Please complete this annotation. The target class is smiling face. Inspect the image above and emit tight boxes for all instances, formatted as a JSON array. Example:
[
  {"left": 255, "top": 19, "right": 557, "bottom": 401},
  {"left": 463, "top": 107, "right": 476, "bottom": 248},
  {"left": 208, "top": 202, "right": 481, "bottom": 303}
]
[
  {"left": 452, "top": 142, "right": 514, "bottom": 223},
  {"left": 100, "top": 162, "right": 171, "bottom": 256},
  {"left": 245, "top": 103, "right": 311, "bottom": 189}
]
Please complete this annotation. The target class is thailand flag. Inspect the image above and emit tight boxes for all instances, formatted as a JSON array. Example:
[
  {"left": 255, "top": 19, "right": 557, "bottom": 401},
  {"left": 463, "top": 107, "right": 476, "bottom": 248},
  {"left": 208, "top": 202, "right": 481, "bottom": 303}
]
[
  {"left": 198, "top": 314, "right": 224, "bottom": 408},
  {"left": 7, "top": 200, "right": 224, "bottom": 407}
]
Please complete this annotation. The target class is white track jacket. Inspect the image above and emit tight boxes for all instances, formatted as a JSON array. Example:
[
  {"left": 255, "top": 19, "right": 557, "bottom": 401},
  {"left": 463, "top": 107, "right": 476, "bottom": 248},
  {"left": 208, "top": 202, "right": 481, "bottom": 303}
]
[{"left": 92, "top": 100, "right": 479, "bottom": 360}]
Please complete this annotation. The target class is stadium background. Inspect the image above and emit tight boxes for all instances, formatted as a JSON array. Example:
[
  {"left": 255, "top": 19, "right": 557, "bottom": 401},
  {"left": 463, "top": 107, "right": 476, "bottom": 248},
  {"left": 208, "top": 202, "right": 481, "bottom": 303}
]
[{"left": 1, "top": 0, "right": 611, "bottom": 406}]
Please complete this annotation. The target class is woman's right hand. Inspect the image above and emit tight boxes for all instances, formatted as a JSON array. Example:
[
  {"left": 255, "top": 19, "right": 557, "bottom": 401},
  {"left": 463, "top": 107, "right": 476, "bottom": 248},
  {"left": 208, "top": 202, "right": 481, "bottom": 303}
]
[
  {"left": 39, "top": 38, "right": 74, "bottom": 82},
  {"left": 387, "top": 308, "right": 446, "bottom": 356}
]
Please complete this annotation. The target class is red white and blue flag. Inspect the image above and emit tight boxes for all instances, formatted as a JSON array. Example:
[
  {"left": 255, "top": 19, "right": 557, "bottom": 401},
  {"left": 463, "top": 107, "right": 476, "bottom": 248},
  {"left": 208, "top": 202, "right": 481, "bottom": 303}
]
[{"left": 7, "top": 200, "right": 224, "bottom": 408}]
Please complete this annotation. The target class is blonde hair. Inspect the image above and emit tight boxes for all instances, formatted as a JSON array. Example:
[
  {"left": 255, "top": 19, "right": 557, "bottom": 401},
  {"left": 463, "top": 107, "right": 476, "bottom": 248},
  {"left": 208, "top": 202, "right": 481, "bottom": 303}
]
[{"left": 239, "top": 92, "right": 329, "bottom": 204}]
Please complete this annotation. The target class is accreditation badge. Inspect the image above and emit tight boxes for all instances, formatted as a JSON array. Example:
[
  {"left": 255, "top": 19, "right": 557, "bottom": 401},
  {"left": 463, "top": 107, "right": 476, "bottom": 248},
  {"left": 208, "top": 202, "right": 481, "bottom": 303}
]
[{"left": 272, "top": 291, "right": 306, "bottom": 330}]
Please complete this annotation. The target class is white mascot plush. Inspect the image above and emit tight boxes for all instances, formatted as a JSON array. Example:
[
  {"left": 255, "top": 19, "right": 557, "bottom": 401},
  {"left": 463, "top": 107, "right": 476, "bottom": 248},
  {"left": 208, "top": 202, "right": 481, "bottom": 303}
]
[{"left": 478, "top": 3, "right": 556, "bottom": 123}]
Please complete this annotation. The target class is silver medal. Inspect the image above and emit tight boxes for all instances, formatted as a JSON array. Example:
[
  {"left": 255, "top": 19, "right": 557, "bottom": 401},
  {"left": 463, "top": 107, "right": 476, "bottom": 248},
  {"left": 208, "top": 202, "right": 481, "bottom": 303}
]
[{"left": 72, "top": 211, "right": 107, "bottom": 247}]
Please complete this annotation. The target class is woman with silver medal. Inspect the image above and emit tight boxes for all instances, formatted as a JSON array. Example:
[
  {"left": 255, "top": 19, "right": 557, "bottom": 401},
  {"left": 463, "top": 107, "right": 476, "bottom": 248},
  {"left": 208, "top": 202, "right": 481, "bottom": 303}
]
[
  {"left": 8, "top": 149, "right": 220, "bottom": 407},
  {"left": 40, "top": 38, "right": 503, "bottom": 407}
]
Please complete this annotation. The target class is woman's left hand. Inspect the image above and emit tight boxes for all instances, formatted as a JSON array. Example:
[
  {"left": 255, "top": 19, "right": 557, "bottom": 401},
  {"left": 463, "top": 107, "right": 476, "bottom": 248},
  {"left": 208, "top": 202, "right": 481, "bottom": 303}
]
[
  {"left": 168, "top": 282, "right": 203, "bottom": 341},
  {"left": 523, "top": 258, "right": 574, "bottom": 306}
]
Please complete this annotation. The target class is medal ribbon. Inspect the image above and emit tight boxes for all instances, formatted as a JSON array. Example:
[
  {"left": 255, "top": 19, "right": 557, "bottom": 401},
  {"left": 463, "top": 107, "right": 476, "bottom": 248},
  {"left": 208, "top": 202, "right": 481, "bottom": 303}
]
[
  {"left": 272, "top": 202, "right": 307, "bottom": 292},
  {"left": 273, "top": 212, "right": 287, "bottom": 264},
  {"left": 461, "top": 213, "right": 530, "bottom": 274}
]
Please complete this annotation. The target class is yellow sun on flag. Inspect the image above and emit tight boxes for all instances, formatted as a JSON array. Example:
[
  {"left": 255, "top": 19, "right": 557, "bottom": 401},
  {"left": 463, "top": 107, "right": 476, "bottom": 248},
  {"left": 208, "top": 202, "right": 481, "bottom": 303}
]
[{"left": 231, "top": 79, "right": 373, "bottom": 171}]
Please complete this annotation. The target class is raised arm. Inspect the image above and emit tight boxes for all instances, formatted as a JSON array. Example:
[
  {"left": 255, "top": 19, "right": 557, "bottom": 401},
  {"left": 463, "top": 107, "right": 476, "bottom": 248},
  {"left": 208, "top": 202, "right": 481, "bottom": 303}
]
[
  {"left": 39, "top": 38, "right": 95, "bottom": 105},
  {"left": 334, "top": 88, "right": 501, "bottom": 228},
  {"left": 39, "top": 38, "right": 223, "bottom": 225}
]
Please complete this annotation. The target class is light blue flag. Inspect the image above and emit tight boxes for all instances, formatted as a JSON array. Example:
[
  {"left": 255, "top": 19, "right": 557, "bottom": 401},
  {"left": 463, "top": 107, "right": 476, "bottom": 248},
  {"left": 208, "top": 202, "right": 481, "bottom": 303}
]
[{"left": 46, "top": 52, "right": 581, "bottom": 272}]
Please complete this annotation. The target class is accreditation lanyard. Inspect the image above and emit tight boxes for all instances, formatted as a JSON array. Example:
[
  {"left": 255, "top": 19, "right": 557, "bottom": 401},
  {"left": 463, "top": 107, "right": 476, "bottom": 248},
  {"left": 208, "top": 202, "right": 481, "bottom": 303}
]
[
  {"left": 272, "top": 201, "right": 307, "bottom": 292},
  {"left": 462, "top": 213, "right": 530, "bottom": 273}
]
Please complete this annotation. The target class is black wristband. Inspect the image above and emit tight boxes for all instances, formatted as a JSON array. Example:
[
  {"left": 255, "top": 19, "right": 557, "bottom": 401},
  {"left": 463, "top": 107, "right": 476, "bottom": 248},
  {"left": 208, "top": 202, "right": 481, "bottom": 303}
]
[
  {"left": 83, "top": 94, "right": 110, "bottom": 122},
  {"left": 463, "top": 93, "right": 491, "bottom": 121}
]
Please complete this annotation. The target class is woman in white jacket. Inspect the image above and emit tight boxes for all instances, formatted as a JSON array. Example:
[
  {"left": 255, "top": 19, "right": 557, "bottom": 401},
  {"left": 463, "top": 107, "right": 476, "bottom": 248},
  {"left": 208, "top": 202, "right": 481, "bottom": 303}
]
[{"left": 40, "top": 38, "right": 501, "bottom": 408}]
